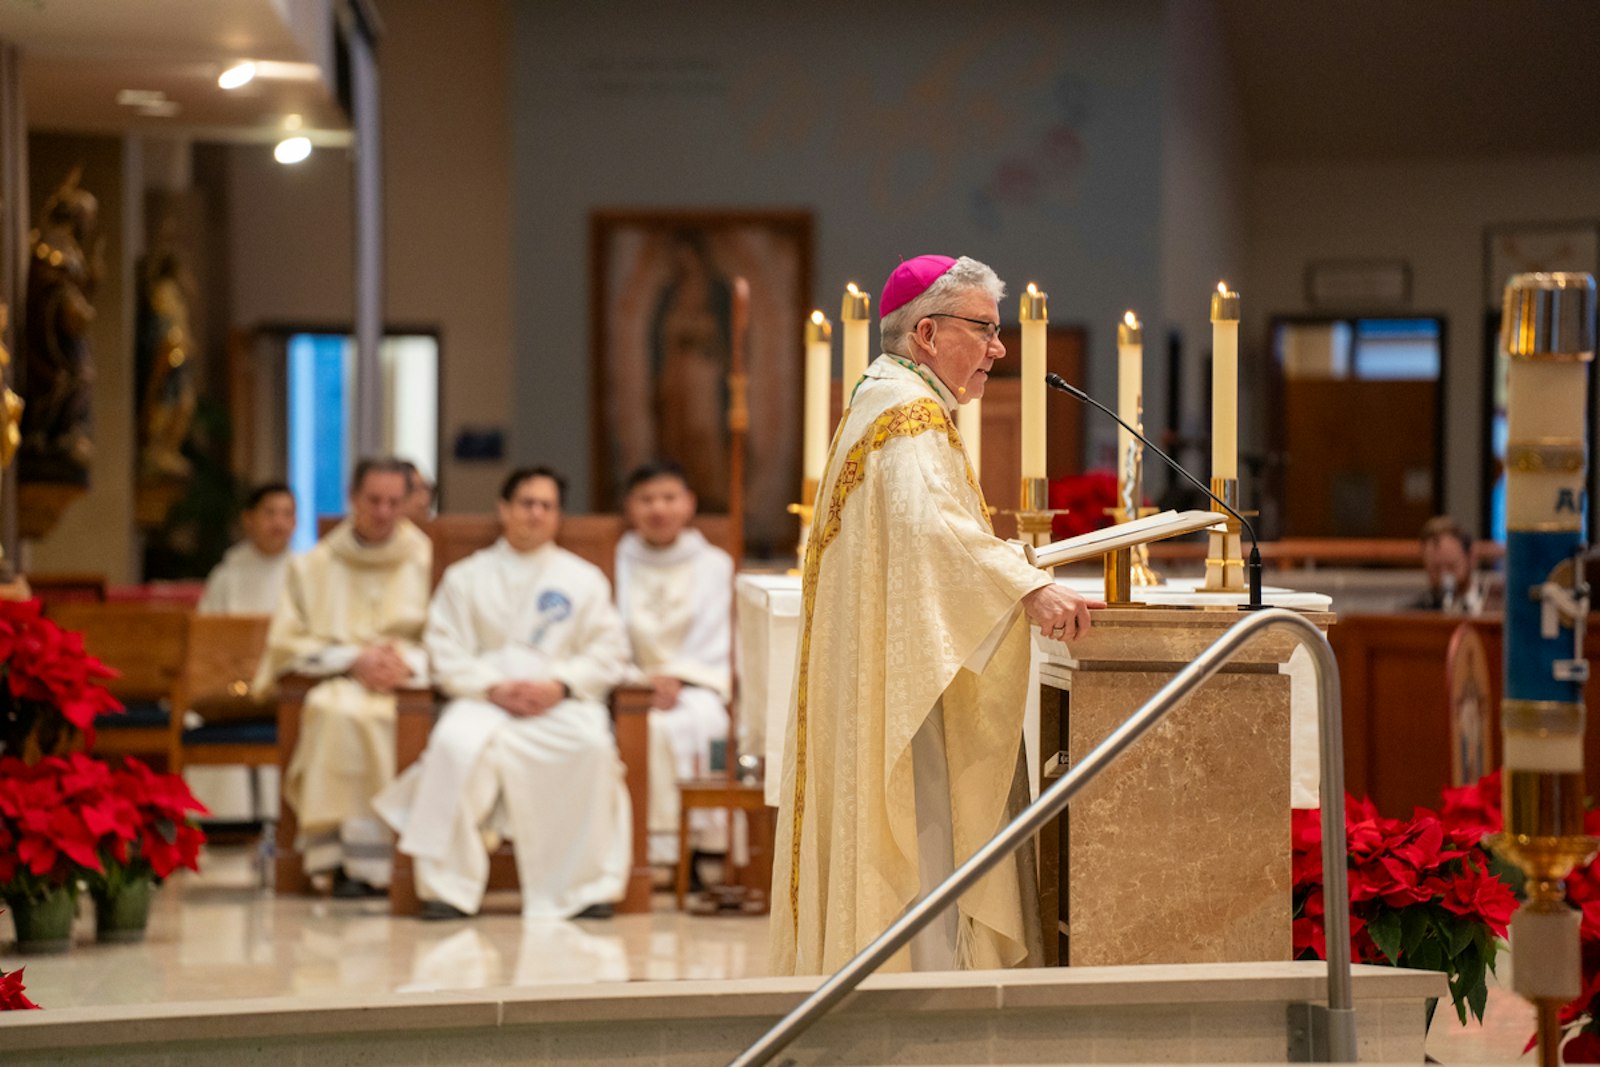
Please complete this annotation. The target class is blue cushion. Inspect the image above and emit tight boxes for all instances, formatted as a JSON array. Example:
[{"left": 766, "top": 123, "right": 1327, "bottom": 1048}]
[
  {"left": 183, "top": 721, "right": 276, "bottom": 747},
  {"left": 97, "top": 700, "right": 168, "bottom": 729}
]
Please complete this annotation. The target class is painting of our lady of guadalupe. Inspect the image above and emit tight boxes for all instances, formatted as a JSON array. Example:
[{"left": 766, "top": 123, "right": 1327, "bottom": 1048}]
[{"left": 592, "top": 211, "right": 811, "bottom": 556}]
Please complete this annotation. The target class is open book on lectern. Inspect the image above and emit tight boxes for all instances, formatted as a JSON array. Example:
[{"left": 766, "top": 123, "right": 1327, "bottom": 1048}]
[{"left": 1021, "top": 509, "right": 1227, "bottom": 569}]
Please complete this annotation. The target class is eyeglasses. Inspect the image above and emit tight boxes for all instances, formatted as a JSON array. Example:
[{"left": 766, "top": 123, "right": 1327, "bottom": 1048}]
[{"left": 926, "top": 313, "right": 1001, "bottom": 344}]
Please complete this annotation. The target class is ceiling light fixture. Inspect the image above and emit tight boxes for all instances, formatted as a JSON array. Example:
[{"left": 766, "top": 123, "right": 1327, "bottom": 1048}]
[
  {"left": 218, "top": 61, "right": 257, "bottom": 90},
  {"left": 274, "top": 136, "right": 312, "bottom": 165}
]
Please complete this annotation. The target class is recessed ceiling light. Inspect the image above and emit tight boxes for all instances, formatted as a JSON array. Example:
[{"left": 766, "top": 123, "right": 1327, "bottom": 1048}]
[
  {"left": 136, "top": 100, "right": 181, "bottom": 118},
  {"left": 274, "top": 136, "right": 312, "bottom": 165},
  {"left": 283, "top": 113, "right": 303, "bottom": 132},
  {"left": 219, "top": 61, "right": 257, "bottom": 90}
]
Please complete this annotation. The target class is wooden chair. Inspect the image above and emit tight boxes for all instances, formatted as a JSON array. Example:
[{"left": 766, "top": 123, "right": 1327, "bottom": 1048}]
[
  {"left": 46, "top": 601, "right": 191, "bottom": 769},
  {"left": 175, "top": 614, "right": 275, "bottom": 771}
]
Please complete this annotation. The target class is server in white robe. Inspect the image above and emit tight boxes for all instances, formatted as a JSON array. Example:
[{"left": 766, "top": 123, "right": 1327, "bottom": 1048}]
[
  {"left": 191, "top": 481, "right": 297, "bottom": 822},
  {"left": 255, "top": 457, "right": 432, "bottom": 895},
  {"left": 615, "top": 460, "right": 732, "bottom": 863},
  {"left": 375, "top": 466, "right": 633, "bottom": 920},
  {"left": 198, "top": 482, "right": 297, "bottom": 616}
]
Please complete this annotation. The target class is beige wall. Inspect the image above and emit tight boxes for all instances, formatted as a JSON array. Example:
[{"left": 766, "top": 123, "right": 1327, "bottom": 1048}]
[
  {"left": 1158, "top": 0, "right": 1247, "bottom": 482},
  {"left": 1244, "top": 151, "right": 1600, "bottom": 530},
  {"left": 23, "top": 134, "right": 135, "bottom": 583},
  {"left": 227, "top": 0, "right": 513, "bottom": 512}
]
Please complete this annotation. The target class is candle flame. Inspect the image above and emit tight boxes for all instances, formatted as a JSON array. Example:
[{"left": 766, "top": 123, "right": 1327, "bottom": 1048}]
[
  {"left": 1026, "top": 282, "right": 1039, "bottom": 296},
  {"left": 1217, "top": 281, "right": 1229, "bottom": 294},
  {"left": 810, "top": 310, "right": 825, "bottom": 325},
  {"left": 1123, "top": 310, "right": 1138, "bottom": 328},
  {"left": 846, "top": 282, "right": 859, "bottom": 295}
]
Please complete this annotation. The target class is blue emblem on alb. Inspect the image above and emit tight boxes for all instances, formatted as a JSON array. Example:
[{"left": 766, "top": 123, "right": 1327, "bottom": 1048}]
[{"left": 529, "top": 589, "right": 573, "bottom": 645}]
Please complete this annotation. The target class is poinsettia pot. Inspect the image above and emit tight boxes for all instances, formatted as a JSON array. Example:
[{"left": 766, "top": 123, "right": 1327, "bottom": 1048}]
[
  {"left": 6, "top": 884, "right": 77, "bottom": 954},
  {"left": 93, "top": 874, "right": 155, "bottom": 943}
]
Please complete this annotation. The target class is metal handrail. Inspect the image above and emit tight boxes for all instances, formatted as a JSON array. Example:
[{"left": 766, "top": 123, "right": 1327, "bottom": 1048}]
[{"left": 730, "top": 608, "right": 1356, "bottom": 1067}]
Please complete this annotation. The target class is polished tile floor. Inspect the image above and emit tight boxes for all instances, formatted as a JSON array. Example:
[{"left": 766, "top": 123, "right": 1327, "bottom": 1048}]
[{"left": 1, "top": 846, "right": 1535, "bottom": 1063}]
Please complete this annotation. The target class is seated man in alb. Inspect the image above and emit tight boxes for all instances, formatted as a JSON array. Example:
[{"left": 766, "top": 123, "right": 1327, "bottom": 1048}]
[
  {"left": 198, "top": 482, "right": 297, "bottom": 616},
  {"left": 615, "top": 460, "right": 732, "bottom": 867},
  {"left": 256, "top": 456, "right": 432, "bottom": 897},
  {"left": 375, "top": 466, "right": 632, "bottom": 920}
]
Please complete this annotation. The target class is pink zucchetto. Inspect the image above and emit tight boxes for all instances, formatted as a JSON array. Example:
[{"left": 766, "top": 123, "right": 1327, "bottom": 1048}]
[{"left": 879, "top": 255, "right": 957, "bottom": 317}]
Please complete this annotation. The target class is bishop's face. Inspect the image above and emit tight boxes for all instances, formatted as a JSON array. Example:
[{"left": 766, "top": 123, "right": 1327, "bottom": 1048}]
[
  {"left": 912, "top": 289, "right": 1005, "bottom": 402},
  {"left": 499, "top": 474, "right": 562, "bottom": 552}
]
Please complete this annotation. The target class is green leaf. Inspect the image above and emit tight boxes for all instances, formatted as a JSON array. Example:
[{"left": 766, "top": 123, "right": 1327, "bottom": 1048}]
[
  {"left": 1368, "top": 910, "right": 1404, "bottom": 963},
  {"left": 1411, "top": 938, "right": 1445, "bottom": 973},
  {"left": 1448, "top": 919, "right": 1475, "bottom": 959},
  {"left": 1467, "top": 972, "right": 1489, "bottom": 1023},
  {"left": 1400, "top": 907, "right": 1432, "bottom": 953}
]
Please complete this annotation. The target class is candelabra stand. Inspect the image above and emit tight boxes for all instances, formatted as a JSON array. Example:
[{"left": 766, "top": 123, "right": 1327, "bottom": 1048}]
[
  {"left": 1008, "top": 477, "right": 1068, "bottom": 578},
  {"left": 1199, "top": 477, "right": 1247, "bottom": 593}
]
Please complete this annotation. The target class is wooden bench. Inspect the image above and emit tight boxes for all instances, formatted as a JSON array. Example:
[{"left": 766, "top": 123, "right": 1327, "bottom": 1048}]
[{"left": 46, "top": 600, "right": 191, "bottom": 769}]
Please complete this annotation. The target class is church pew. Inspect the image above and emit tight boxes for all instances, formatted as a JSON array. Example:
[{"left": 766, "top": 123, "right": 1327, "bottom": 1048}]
[
  {"left": 1331, "top": 611, "right": 1600, "bottom": 817},
  {"left": 46, "top": 600, "right": 192, "bottom": 769}
]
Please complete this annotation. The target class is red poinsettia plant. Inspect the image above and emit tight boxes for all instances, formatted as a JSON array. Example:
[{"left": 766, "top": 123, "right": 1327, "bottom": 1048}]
[
  {"left": 0, "top": 598, "right": 123, "bottom": 756},
  {"left": 92, "top": 756, "right": 207, "bottom": 890},
  {"left": 1049, "top": 471, "right": 1123, "bottom": 540},
  {"left": 0, "top": 957, "right": 39, "bottom": 1010},
  {"left": 1291, "top": 779, "right": 1519, "bottom": 1027},
  {"left": 0, "top": 752, "right": 206, "bottom": 906},
  {"left": 0, "top": 752, "right": 118, "bottom": 904}
]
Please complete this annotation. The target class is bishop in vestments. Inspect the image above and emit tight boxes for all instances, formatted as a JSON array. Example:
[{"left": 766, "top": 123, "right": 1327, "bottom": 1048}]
[{"left": 772, "top": 255, "right": 1100, "bottom": 975}]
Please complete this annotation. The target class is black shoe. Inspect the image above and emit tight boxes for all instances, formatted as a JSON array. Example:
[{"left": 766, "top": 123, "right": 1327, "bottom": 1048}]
[
  {"left": 419, "top": 900, "right": 471, "bottom": 921},
  {"left": 574, "top": 902, "right": 614, "bottom": 920},
  {"left": 332, "top": 870, "right": 386, "bottom": 899}
]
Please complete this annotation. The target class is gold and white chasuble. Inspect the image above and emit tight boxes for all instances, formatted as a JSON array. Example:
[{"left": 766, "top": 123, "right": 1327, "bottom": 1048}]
[
  {"left": 255, "top": 519, "right": 432, "bottom": 840},
  {"left": 771, "top": 356, "right": 1054, "bottom": 975}
]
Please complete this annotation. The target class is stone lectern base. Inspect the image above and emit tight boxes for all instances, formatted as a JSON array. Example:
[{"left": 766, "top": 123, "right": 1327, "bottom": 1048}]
[{"left": 1036, "top": 605, "right": 1334, "bottom": 968}]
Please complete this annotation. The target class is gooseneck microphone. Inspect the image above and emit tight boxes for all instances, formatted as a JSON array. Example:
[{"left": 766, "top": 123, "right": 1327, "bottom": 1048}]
[{"left": 1044, "top": 371, "right": 1264, "bottom": 610}]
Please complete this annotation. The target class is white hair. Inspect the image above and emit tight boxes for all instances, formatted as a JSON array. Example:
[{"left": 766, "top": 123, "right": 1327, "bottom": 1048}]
[{"left": 879, "top": 256, "right": 1006, "bottom": 357}]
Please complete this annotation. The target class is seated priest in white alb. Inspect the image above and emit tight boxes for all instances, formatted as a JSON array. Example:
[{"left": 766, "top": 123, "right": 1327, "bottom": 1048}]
[
  {"left": 375, "top": 466, "right": 633, "bottom": 921},
  {"left": 616, "top": 459, "right": 733, "bottom": 867},
  {"left": 198, "top": 482, "right": 297, "bottom": 615},
  {"left": 254, "top": 457, "right": 432, "bottom": 898}
]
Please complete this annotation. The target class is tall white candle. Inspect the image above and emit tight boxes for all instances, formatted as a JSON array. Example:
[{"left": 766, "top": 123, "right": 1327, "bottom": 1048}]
[
  {"left": 958, "top": 398, "right": 982, "bottom": 480},
  {"left": 841, "top": 283, "right": 870, "bottom": 411},
  {"left": 803, "top": 311, "right": 832, "bottom": 482},
  {"left": 1020, "top": 283, "right": 1048, "bottom": 480},
  {"left": 1210, "top": 283, "right": 1240, "bottom": 481},
  {"left": 1116, "top": 310, "right": 1143, "bottom": 494}
]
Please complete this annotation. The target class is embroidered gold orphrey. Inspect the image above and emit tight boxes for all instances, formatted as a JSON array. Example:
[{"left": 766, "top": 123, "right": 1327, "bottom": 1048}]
[{"left": 787, "top": 396, "right": 989, "bottom": 930}]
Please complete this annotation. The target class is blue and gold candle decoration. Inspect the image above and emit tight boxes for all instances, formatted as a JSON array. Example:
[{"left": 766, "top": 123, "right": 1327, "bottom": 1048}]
[{"left": 1494, "top": 271, "right": 1597, "bottom": 1067}]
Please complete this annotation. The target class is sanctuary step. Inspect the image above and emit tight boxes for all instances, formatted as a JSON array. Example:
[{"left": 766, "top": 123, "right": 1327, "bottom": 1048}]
[{"left": 2, "top": 960, "right": 1441, "bottom": 1065}]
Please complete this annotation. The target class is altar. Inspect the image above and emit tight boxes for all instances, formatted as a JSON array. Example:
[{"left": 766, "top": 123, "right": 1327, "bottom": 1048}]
[{"left": 734, "top": 569, "right": 1333, "bottom": 967}]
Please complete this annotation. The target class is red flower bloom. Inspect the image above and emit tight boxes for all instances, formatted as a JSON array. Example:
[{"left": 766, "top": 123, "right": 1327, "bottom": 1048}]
[{"left": 0, "top": 965, "right": 39, "bottom": 1011}]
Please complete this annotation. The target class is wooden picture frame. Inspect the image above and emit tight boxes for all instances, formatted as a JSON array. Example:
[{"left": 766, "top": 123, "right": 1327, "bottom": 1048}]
[{"left": 590, "top": 210, "right": 812, "bottom": 558}]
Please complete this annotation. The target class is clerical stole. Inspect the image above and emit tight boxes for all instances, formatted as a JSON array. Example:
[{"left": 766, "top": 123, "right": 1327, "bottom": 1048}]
[{"left": 771, "top": 356, "right": 1052, "bottom": 975}]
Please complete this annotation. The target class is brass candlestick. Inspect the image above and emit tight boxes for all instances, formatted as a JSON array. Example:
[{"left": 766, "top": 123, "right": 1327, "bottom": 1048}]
[
  {"left": 786, "top": 477, "right": 819, "bottom": 571},
  {"left": 1007, "top": 476, "right": 1067, "bottom": 554},
  {"left": 1199, "top": 477, "right": 1246, "bottom": 593}
]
